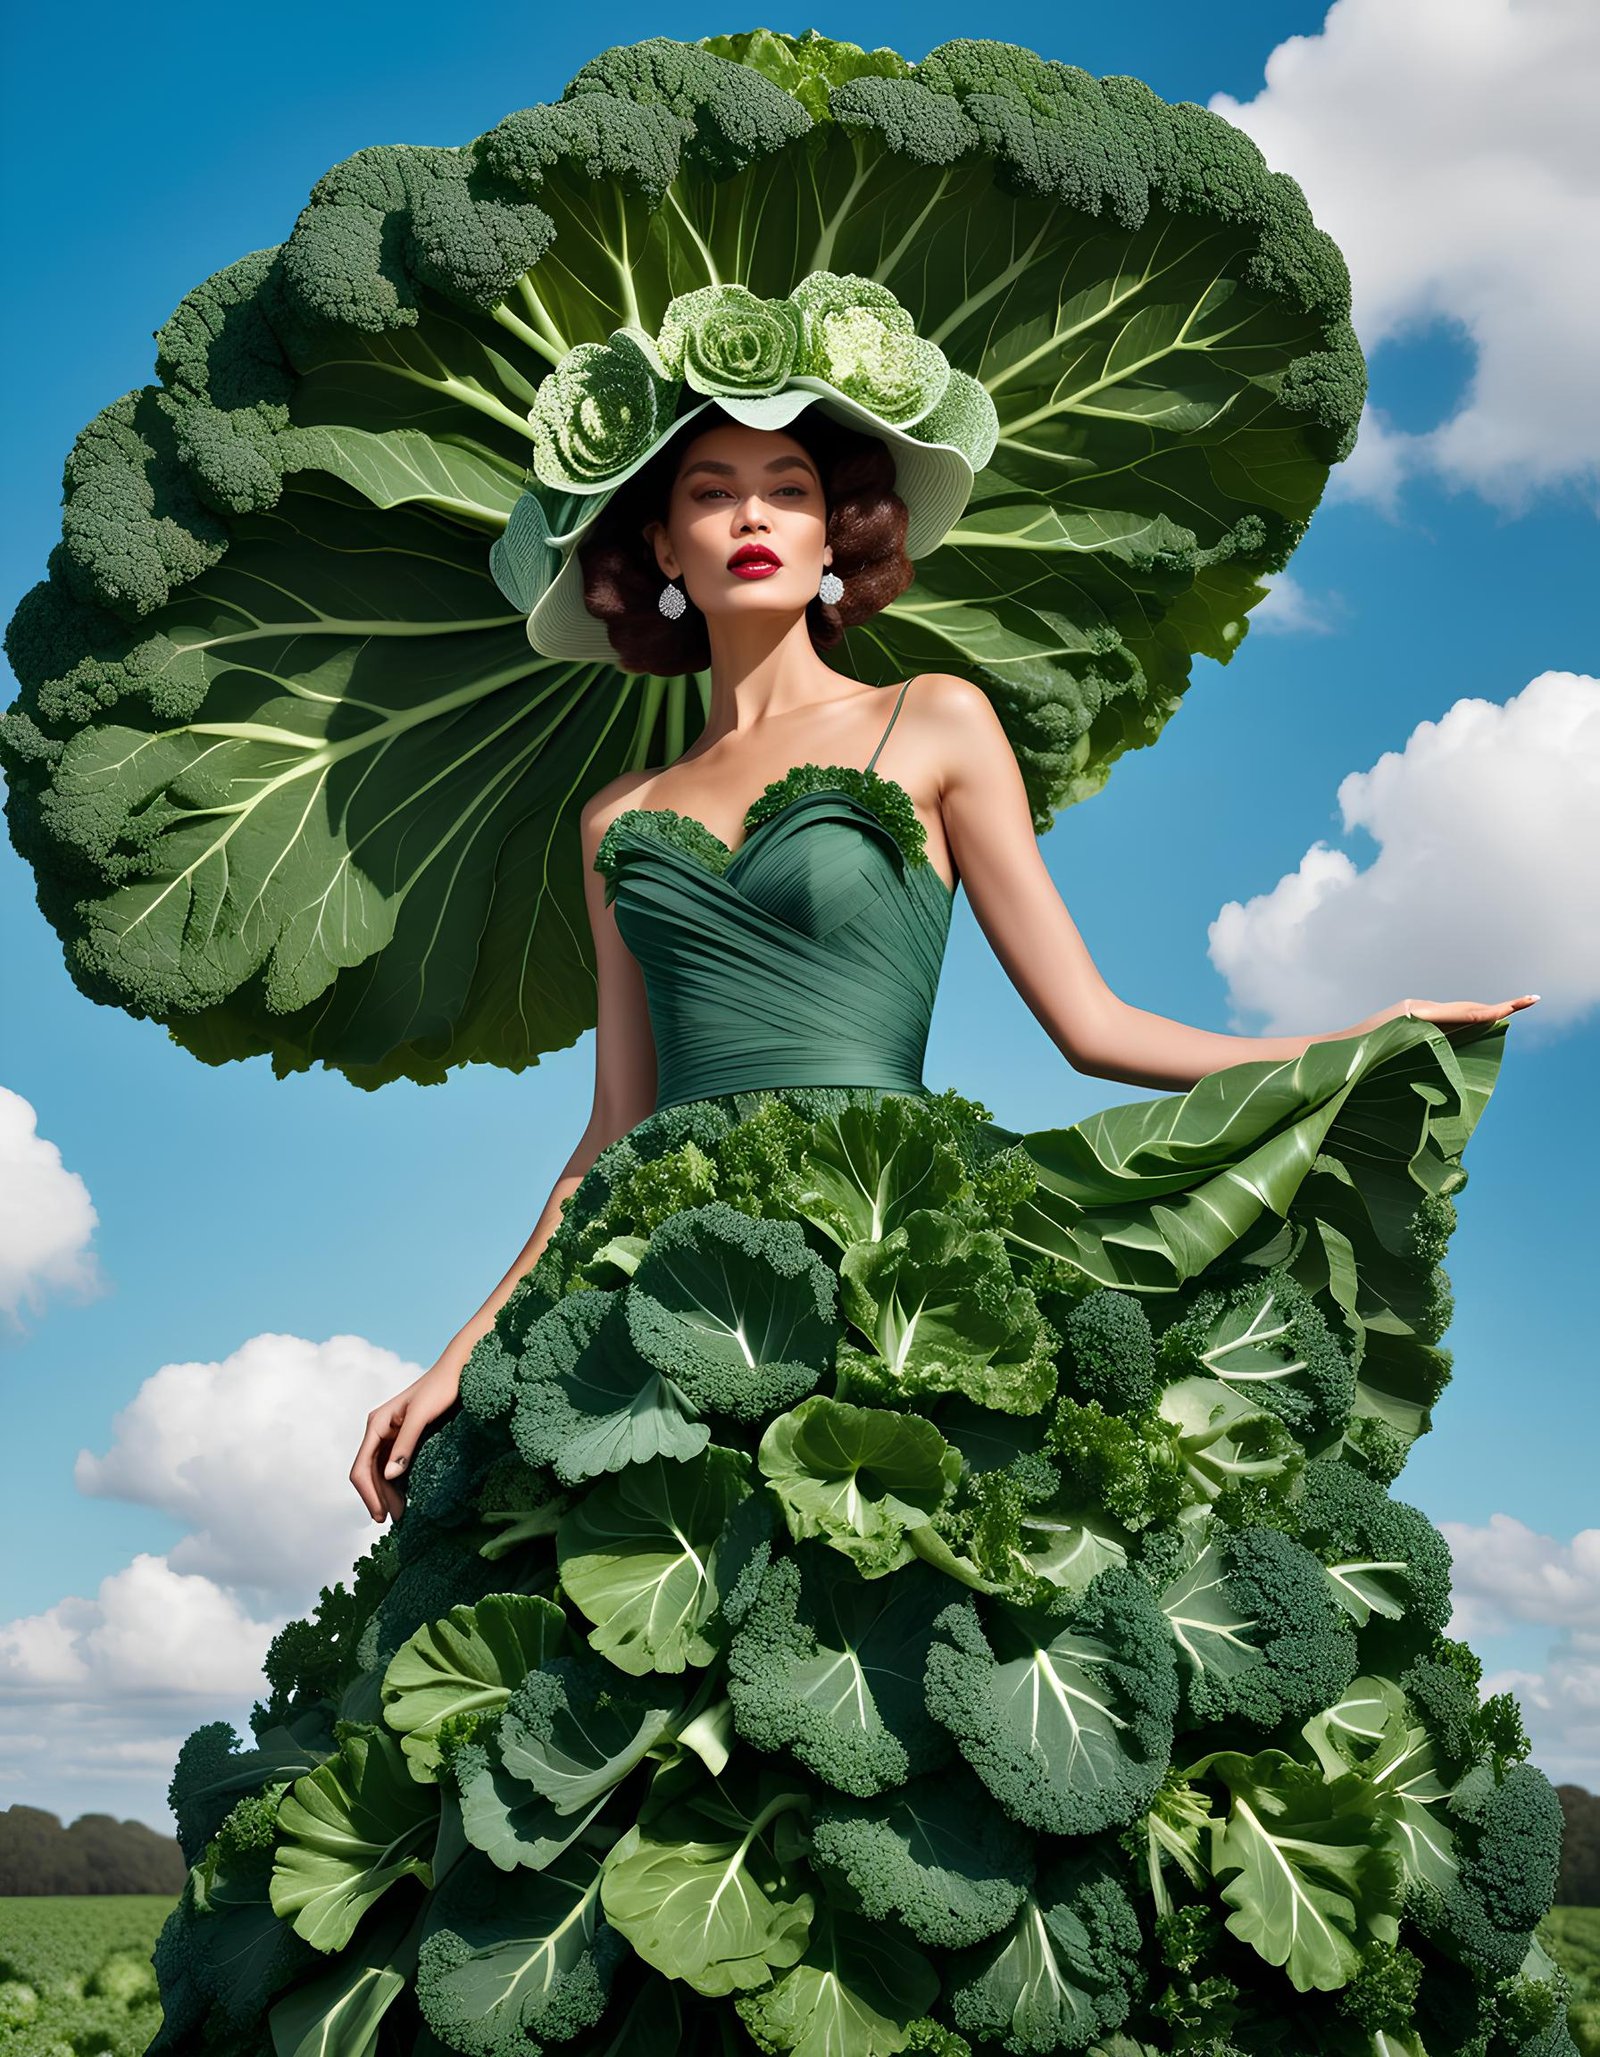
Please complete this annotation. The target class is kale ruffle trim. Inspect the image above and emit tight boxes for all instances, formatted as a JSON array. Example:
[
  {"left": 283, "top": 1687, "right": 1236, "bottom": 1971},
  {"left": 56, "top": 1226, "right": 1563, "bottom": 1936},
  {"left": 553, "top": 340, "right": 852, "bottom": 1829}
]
[
  {"left": 595, "top": 804, "right": 732, "bottom": 886},
  {"left": 742, "top": 763, "right": 928, "bottom": 866},
  {"left": 594, "top": 763, "right": 928, "bottom": 887}
]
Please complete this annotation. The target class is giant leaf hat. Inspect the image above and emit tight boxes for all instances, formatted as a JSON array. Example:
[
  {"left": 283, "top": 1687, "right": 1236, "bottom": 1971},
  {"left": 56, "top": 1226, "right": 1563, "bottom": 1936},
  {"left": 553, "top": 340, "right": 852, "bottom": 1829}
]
[
  {"left": 1, "top": 28, "right": 1367, "bottom": 1087},
  {"left": 493, "top": 271, "right": 1000, "bottom": 662}
]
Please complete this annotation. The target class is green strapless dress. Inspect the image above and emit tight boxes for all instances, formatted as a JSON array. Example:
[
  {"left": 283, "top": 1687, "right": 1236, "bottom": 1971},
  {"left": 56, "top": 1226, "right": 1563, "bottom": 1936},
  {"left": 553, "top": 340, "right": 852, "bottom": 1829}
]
[{"left": 149, "top": 687, "right": 1568, "bottom": 2057}]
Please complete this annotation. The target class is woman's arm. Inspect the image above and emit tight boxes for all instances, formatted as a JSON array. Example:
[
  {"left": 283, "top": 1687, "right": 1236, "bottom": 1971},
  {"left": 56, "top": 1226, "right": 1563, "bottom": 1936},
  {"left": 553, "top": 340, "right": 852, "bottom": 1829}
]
[
  {"left": 923, "top": 674, "right": 1534, "bottom": 1094},
  {"left": 349, "top": 791, "right": 658, "bottom": 1520}
]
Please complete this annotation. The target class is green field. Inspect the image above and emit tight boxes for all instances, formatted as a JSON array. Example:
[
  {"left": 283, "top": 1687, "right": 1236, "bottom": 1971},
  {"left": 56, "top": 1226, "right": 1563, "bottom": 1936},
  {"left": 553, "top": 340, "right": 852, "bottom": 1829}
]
[
  {"left": 0, "top": 1896, "right": 167, "bottom": 2057},
  {"left": 2, "top": 1896, "right": 1598, "bottom": 2054}
]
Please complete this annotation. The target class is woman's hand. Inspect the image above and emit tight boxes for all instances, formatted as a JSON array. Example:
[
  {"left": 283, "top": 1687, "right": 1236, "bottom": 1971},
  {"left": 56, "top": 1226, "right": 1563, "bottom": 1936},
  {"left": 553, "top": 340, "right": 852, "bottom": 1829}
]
[
  {"left": 350, "top": 1351, "right": 466, "bottom": 1524},
  {"left": 1359, "top": 993, "right": 1540, "bottom": 1035}
]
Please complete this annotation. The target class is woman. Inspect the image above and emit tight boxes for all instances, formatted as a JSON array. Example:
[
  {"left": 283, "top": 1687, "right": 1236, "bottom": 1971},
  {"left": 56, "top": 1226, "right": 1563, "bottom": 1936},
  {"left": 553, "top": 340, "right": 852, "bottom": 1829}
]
[{"left": 351, "top": 404, "right": 1535, "bottom": 1524}]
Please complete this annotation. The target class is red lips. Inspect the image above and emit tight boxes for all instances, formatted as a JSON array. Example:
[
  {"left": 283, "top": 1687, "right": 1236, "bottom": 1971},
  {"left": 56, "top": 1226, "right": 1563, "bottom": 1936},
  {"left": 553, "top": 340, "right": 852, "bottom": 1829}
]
[{"left": 727, "top": 544, "right": 782, "bottom": 569}]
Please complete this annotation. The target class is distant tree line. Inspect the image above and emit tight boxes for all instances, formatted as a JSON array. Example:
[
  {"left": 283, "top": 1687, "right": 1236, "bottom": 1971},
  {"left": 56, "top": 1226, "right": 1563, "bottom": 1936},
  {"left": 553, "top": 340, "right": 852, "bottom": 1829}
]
[
  {"left": 1, "top": 1789, "right": 1598, "bottom": 1901},
  {"left": 0, "top": 1804, "right": 186, "bottom": 1895},
  {"left": 1558, "top": 1786, "right": 1600, "bottom": 1905}
]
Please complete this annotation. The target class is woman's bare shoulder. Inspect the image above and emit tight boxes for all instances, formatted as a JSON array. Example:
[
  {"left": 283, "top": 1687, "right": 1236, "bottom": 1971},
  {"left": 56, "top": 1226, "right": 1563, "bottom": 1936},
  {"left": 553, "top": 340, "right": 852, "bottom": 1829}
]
[{"left": 580, "top": 764, "right": 672, "bottom": 847}]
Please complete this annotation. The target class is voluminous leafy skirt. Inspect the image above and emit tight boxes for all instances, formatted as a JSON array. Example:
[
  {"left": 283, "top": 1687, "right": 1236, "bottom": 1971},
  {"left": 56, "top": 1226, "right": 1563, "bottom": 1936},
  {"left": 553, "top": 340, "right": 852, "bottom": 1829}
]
[{"left": 148, "top": 1017, "right": 1576, "bottom": 2057}]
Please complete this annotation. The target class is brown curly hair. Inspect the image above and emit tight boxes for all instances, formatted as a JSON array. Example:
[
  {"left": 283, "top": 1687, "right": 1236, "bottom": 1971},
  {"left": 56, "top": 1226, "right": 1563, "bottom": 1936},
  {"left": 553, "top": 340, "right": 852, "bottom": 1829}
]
[{"left": 577, "top": 403, "right": 916, "bottom": 674}]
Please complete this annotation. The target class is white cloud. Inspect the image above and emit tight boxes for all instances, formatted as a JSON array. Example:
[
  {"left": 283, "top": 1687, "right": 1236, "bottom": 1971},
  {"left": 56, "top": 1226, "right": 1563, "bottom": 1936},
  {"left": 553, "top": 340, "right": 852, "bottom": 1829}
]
[
  {"left": 1250, "top": 572, "right": 1341, "bottom": 636},
  {"left": 1441, "top": 1514, "right": 1600, "bottom": 1637},
  {"left": 1442, "top": 1513, "right": 1600, "bottom": 1786},
  {"left": 74, "top": 1330, "right": 422, "bottom": 1610},
  {"left": 0, "top": 1085, "right": 103, "bottom": 1337},
  {"left": 1208, "top": 669, "right": 1600, "bottom": 1034},
  {"left": 1210, "top": 0, "right": 1600, "bottom": 513},
  {"left": 0, "top": 1330, "right": 421, "bottom": 1832},
  {"left": 1477, "top": 1636, "right": 1600, "bottom": 1788}
]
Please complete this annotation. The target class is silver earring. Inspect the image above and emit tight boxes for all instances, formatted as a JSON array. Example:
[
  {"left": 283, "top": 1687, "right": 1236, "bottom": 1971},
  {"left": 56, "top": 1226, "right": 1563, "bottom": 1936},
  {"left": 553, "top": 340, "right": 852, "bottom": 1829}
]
[
  {"left": 817, "top": 569, "right": 844, "bottom": 605},
  {"left": 658, "top": 579, "right": 687, "bottom": 621}
]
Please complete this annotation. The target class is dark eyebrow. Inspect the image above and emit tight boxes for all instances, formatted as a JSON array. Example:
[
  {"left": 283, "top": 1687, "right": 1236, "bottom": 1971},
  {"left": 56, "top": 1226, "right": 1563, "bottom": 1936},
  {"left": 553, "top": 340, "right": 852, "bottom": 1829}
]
[{"left": 679, "top": 454, "right": 819, "bottom": 483}]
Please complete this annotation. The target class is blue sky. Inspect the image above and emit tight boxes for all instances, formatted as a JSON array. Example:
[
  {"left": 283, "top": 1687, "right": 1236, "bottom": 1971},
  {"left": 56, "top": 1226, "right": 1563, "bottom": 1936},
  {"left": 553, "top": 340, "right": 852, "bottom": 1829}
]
[{"left": 2, "top": 0, "right": 1595, "bottom": 1833}]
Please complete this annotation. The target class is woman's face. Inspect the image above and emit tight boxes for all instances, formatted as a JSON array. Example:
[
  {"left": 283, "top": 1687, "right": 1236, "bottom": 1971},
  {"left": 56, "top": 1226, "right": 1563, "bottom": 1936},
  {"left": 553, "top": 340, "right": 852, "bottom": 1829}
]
[{"left": 644, "top": 420, "right": 831, "bottom": 628}]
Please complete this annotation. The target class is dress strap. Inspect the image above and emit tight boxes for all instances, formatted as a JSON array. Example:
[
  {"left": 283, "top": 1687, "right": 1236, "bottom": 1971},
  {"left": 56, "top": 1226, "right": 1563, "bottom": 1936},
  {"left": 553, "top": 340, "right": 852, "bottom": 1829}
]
[{"left": 864, "top": 677, "right": 915, "bottom": 774}]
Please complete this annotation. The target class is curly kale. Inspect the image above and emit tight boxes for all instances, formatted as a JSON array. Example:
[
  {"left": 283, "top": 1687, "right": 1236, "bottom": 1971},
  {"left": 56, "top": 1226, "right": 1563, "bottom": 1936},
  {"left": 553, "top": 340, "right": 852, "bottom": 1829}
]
[
  {"left": 1155, "top": 1265, "right": 1355, "bottom": 1445},
  {"left": 251, "top": 1535, "right": 397, "bottom": 1734},
  {"left": 1161, "top": 1523, "right": 1361, "bottom": 1733},
  {"left": 808, "top": 1768, "right": 1036, "bottom": 1949},
  {"left": 1291, "top": 1460, "right": 1455, "bottom": 1652},
  {"left": 1047, "top": 1396, "right": 1192, "bottom": 1531},
  {"left": 925, "top": 1574, "right": 1178, "bottom": 1837},
  {"left": 1406, "top": 1759, "right": 1567, "bottom": 1980},
  {"left": 1059, "top": 1288, "right": 1160, "bottom": 1416}
]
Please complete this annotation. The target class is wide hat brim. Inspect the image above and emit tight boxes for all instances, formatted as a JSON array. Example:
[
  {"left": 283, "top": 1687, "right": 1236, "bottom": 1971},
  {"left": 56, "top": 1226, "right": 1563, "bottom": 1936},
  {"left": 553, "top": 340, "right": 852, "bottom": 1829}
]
[{"left": 512, "top": 378, "right": 977, "bottom": 663}]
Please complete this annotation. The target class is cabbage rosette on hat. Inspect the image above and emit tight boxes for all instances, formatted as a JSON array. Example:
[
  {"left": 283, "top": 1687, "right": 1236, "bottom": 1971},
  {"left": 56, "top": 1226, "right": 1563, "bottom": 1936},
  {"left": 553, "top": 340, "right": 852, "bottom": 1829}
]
[
  {"left": 489, "top": 271, "right": 1000, "bottom": 662},
  {"left": 3, "top": 28, "right": 1370, "bottom": 1086}
]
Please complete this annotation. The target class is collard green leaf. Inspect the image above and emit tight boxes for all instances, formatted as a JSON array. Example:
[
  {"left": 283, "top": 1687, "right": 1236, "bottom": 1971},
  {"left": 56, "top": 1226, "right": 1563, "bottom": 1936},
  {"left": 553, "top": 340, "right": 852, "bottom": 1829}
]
[
  {"left": 793, "top": 1095, "right": 972, "bottom": 1248},
  {"left": 1299, "top": 1676, "right": 1457, "bottom": 1895},
  {"left": 456, "top": 1753, "right": 611, "bottom": 1876},
  {"left": 600, "top": 1761, "right": 813, "bottom": 1997},
  {"left": 415, "top": 1844, "right": 624, "bottom": 2053},
  {"left": 809, "top": 1767, "right": 1034, "bottom": 1949},
  {"left": 840, "top": 1207, "right": 1056, "bottom": 1415},
  {"left": 1156, "top": 1376, "right": 1302, "bottom": 1504},
  {"left": 381, "top": 1592, "right": 568, "bottom": 1779},
  {"left": 513, "top": 1288, "right": 708, "bottom": 1484},
  {"left": 758, "top": 1395, "right": 961, "bottom": 1576},
  {"left": 269, "top": 1726, "right": 439, "bottom": 1951},
  {"left": 557, "top": 1447, "right": 751, "bottom": 1675},
  {"left": 733, "top": 1904, "right": 938, "bottom": 2057},
  {"left": 1177, "top": 1745, "right": 1403, "bottom": 1992},
  {"left": 924, "top": 1572, "right": 1177, "bottom": 1836},
  {"left": 726, "top": 1548, "right": 953, "bottom": 1797},
  {"left": 1007, "top": 1018, "right": 1504, "bottom": 1468},
  {"left": 4, "top": 32, "right": 1365, "bottom": 1084},
  {"left": 625, "top": 1202, "right": 839, "bottom": 1421},
  {"left": 265, "top": 1890, "right": 423, "bottom": 2057},
  {"left": 945, "top": 1850, "right": 1143, "bottom": 2054},
  {"left": 498, "top": 1655, "right": 681, "bottom": 1814}
]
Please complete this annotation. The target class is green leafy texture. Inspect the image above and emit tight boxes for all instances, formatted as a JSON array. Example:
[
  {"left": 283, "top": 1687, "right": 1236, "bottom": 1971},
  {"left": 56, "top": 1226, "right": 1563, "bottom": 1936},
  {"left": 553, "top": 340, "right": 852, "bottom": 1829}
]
[
  {"left": 1154, "top": 1265, "right": 1356, "bottom": 1448},
  {"left": 1404, "top": 1758, "right": 1567, "bottom": 1981},
  {"left": 153, "top": 1819, "right": 322, "bottom": 2030},
  {"left": 1178, "top": 1744, "right": 1403, "bottom": 1993},
  {"left": 944, "top": 1848, "right": 1145, "bottom": 2054},
  {"left": 415, "top": 1844, "right": 625, "bottom": 2055},
  {"left": 726, "top": 1547, "right": 954, "bottom": 1796},
  {"left": 840, "top": 1208, "right": 1057, "bottom": 1415},
  {"left": 625, "top": 1202, "right": 840, "bottom": 1421},
  {"left": 1155, "top": 1515, "right": 1361, "bottom": 1732},
  {"left": 1155, "top": 1375, "right": 1305, "bottom": 1507},
  {"left": 599, "top": 1759, "right": 813, "bottom": 1997},
  {"left": 1, "top": 29, "right": 1363, "bottom": 1086},
  {"left": 1298, "top": 1675, "right": 1465, "bottom": 1927},
  {"left": 497, "top": 1654, "right": 682, "bottom": 1814},
  {"left": 1007, "top": 1017, "right": 1502, "bottom": 1464},
  {"left": 758, "top": 1394, "right": 962, "bottom": 1576},
  {"left": 265, "top": 1890, "right": 423, "bottom": 2057},
  {"left": 924, "top": 1570, "right": 1178, "bottom": 1836},
  {"left": 512, "top": 1287, "right": 709, "bottom": 1484},
  {"left": 557, "top": 1445, "right": 751, "bottom": 1675},
  {"left": 269, "top": 1724, "right": 440, "bottom": 1952},
  {"left": 792, "top": 1094, "right": 973, "bottom": 1248},
  {"left": 454, "top": 1744, "right": 611, "bottom": 1877},
  {"left": 1291, "top": 1460, "right": 1454, "bottom": 1645},
  {"left": 168, "top": 1709, "right": 340, "bottom": 1867},
  {"left": 735, "top": 1903, "right": 939, "bottom": 2057},
  {"left": 380, "top": 1592, "right": 568, "bottom": 1780},
  {"left": 1057, "top": 1290, "right": 1160, "bottom": 1417},
  {"left": 808, "top": 1767, "right": 1035, "bottom": 1949}
]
